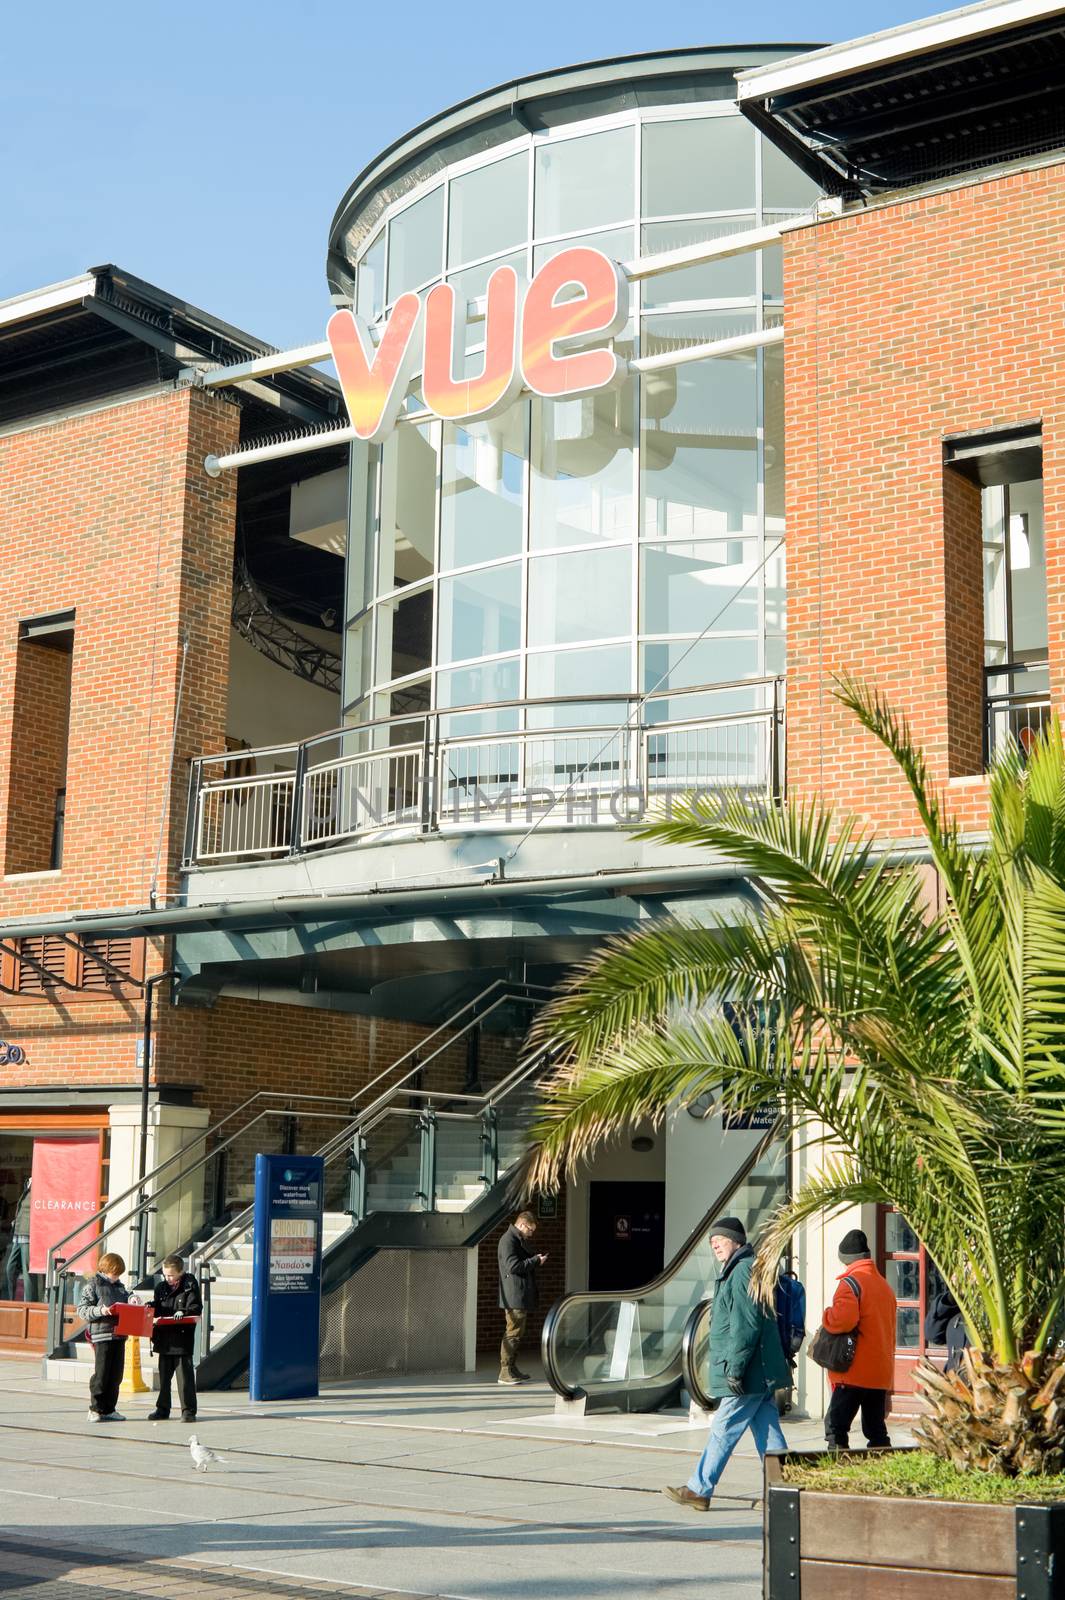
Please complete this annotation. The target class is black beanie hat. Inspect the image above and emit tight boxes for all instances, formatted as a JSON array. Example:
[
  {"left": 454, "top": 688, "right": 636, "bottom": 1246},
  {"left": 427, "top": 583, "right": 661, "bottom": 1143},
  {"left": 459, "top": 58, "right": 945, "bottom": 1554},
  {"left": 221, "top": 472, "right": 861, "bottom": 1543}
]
[
  {"left": 709, "top": 1216, "right": 746, "bottom": 1245},
  {"left": 839, "top": 1228, "right": 870, "bottom": 1260}
]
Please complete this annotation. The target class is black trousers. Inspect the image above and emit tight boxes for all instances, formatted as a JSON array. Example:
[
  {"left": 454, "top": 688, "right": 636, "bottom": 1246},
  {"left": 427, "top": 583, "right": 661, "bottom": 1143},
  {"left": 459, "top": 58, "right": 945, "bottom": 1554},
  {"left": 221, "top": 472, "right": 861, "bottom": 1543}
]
[
  {"left": 155, "top": 1352, "right": 197, "bottom": 1418},
  {"left": 88, "top": 1339, "right": 125, "bottom": 1416},
  {"left": 825, "top": 1383, "right": 891, "bottom": 1448}
]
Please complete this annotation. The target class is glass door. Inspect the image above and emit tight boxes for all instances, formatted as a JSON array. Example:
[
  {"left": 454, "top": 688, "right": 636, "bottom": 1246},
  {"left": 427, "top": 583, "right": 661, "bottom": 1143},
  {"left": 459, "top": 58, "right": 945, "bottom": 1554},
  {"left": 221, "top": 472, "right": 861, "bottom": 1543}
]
[{"left": 877, "top": 1205, "right": 947, "bottom": 1396}]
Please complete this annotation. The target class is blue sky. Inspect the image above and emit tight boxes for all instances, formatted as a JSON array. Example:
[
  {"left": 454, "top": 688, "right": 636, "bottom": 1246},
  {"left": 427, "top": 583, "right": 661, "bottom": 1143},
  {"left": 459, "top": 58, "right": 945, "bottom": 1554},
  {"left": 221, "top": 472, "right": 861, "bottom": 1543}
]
[{"left": 1, "top": 1, "right": 936, "bottom": 348}]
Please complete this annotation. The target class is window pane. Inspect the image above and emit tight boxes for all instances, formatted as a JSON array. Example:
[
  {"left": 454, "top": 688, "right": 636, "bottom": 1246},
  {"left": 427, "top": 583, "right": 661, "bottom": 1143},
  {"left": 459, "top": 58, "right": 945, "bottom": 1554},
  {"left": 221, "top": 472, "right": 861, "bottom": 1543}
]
[
  {"left": 528, "top": 547, "right": 632, "bottom": 647},
  {"left": 641, "top": 639, "right": 762, "bottom": 719},
  {"left": 761, "top": 140, "right": 822, "bottom": 211},
  {"left": 438, "top": 563, "right": 522, "bottom": 664},
  {"left": 378, "top": 423, "right": 437, "bottom": 594},
  {"left": 526, "top": 644, "right": 631, "bottom": 725},
  {"left": 764, "top": 343, "right": 785, "bottom": 536},
  {"left": 642, "top": 117, "right": 755, "bottom": 217},
  {"left": 886, "top": 1259, "right": 921, "bottom": 1302},
  {"left": 885, "top": 1213, "right": 919, "bottom": 1254},
  {"left": 448, "top": 152, "right": 529, "bottom": 267},
  {"left": 533, "top": 228, "right": 634, "bottom": 305},
  {"left": 641, "top": 540, "right": 760, "bottom": 635},
  {"left": 530, "top": 358, "right": 635, "bottom": 551},
  {"left": 344, "top": 617, "right": 372, "bottom": 709},
  {"left": 357, "top": 231, "right": 385, "bottom": 323},
  {"left": 896, "top": 1306, "right": 921, "bottom": 1348},
  {"left": 387, "top": 186, "right": 444, "bottom": 300},
  {"left": 534, "top": 127, "right": 635, "bottom": 238},
  {"left": 441, "top": 408, "right": 525, "bottom": 570},
  {"left": 347, "top": 447, "right": 378, "bottom": 623},
  {"left": 1007, "top": 478, "right": 1048, "bottom": 657},
  {"left": 437, "top": 657, "right": 520, "bottom": 734},
  {"left": 641, "top": 220, "right": 757, "bottom": 309},
  {"left": 763, "top": 243, "right": 784, "bottom": 302},
  {"left": 642, "top": 319, "right": 758, "bottom": 538},
  {"left": 446, "top": 252, "right": 526, "bottom": 353},
  {"left": 376, "top": 585, "right": 433, "bottom": 685}
]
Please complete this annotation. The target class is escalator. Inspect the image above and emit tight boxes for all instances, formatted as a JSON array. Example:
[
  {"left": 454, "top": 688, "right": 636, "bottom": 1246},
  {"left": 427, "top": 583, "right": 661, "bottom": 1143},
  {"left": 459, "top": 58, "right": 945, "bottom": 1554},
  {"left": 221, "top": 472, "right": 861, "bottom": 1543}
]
[{"left": 541, "top": 1125, "right": 786, "bottom": 1413}]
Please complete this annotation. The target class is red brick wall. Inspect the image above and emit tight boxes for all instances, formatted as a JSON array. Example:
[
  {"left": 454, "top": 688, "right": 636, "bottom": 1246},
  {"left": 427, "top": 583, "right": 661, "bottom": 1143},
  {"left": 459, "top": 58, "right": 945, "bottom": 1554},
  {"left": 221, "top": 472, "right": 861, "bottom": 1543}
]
[
  {"left": 5, "top": 639, "right": 71, "bottom": 874},
  {"left": 0, "top": 385, "right": 239, "bottom": 1088},
  {"left": 783, "top": 161, "right": 1065, "bottom": 834},
  {"left": 476, "top": 1196, "right": 568, "bottom": 1357}
]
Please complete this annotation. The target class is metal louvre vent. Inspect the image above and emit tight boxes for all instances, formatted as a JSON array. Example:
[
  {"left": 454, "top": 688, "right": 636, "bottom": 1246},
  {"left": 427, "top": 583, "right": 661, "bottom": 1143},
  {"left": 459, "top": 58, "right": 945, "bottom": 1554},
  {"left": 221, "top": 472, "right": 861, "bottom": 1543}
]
[{"left": 319, "top": 1249, "right": 469, "bottom": 1380}]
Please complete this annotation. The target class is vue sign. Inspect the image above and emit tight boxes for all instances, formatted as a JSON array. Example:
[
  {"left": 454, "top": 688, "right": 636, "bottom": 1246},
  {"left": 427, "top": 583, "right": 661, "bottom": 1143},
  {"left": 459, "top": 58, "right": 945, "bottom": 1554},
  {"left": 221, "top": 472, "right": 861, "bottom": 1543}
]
[{"left": 327, "top": 246, "right": 629, "bottom": 443}]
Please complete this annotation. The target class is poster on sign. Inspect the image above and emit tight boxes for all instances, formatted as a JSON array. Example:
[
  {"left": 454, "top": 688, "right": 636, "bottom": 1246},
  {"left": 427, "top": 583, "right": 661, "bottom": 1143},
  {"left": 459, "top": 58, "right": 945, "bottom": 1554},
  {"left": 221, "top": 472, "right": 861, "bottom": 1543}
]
[{"left": 28, "top": 1137, "right": 101, "bottom": 1274}]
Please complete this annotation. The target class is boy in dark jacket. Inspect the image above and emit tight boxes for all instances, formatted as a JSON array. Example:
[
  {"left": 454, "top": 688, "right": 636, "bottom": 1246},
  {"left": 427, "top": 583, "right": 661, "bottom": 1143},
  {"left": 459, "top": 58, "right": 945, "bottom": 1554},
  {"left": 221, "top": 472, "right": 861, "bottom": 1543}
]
[
  {"left": 148, "top": 1254, "right": 202, "bottom": 1422},
  {"left": 78, "top": 1250, "right": 132, "bottom": 1423}
]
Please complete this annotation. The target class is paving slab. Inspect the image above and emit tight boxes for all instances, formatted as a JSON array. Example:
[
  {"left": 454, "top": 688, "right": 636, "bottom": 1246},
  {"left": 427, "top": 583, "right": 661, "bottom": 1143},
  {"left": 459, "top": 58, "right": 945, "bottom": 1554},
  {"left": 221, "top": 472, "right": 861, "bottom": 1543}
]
[{"left": 0, "top": 1357, "right": 913, "bottom": 1598}]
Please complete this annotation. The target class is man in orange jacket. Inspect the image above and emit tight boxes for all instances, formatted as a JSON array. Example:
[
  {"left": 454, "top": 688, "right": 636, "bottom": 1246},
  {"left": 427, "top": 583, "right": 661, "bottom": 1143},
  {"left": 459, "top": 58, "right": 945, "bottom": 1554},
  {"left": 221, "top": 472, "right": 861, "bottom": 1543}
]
[{"left": 822, "top": 1229, "right": 897, "bottom": 1450}]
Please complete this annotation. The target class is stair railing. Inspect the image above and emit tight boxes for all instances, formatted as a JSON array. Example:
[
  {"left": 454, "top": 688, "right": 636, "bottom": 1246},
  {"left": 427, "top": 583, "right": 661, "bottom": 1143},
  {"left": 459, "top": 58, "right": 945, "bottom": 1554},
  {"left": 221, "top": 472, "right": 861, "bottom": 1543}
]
[{"left": 193, "top": 1039, "right": 554, "bottom": 1359}]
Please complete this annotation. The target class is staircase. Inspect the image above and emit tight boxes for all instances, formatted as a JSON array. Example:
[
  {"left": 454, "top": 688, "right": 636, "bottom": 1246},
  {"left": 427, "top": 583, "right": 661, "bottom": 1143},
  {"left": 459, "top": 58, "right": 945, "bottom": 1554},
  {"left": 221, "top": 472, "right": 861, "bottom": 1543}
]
[
  {"left": 194, "top": 1074, "right": 546, "bottom": 1389},
  {"left": 42, "top": 981, "right": 551, "bottom": 1391}
]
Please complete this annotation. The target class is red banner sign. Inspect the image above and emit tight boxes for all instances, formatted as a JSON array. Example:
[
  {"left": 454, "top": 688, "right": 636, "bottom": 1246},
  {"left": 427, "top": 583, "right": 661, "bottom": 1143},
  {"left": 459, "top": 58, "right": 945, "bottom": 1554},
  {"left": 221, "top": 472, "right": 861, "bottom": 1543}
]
[{"left": 29, "top": 1137, "right": 101, "bottom": 1274}]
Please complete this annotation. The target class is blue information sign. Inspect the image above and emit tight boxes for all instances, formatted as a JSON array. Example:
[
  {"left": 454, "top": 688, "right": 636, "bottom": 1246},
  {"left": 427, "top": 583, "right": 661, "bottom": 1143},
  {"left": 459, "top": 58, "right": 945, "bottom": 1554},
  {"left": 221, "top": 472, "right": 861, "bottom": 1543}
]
[{"left": 249, "top": 1153, "right": 324, "bottom": 1402}]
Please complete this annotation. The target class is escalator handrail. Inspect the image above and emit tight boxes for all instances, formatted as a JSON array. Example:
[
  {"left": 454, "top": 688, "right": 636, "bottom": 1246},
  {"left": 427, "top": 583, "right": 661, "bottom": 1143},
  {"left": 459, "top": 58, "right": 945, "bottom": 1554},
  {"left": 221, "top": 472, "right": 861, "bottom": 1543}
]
[
  {"left": 541, "top": 1119, "right": 783, "bottom": 1400},
  {"left": 680, "top": 1297, "right": 715, "bottom": 1411}
]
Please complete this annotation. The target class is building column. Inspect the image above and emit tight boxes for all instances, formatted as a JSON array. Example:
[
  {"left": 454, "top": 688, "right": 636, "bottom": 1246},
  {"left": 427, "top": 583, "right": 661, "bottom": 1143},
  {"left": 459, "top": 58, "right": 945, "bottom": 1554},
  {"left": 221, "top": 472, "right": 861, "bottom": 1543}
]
[{"left": 106, "top": 1102, "right": 211, "bottom": 1275}]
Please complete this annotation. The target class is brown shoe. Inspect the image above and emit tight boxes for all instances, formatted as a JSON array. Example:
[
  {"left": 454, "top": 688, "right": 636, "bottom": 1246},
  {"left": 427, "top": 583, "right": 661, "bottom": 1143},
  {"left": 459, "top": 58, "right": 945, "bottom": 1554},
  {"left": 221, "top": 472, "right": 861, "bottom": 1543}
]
[{"left": 664, "top": 1485, "right": 711, "bottom": 1511}]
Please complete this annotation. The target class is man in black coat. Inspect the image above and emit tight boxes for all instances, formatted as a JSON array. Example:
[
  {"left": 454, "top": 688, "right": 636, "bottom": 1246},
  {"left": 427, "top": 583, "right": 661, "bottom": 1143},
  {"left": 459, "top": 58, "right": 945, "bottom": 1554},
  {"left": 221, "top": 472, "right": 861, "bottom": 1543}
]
[
  {"left": 497, "top": 1211, "right": 546, "bottom": 1386},
  {"left": 147, "top": 1253, "right": 203, "bottom": 1422}
]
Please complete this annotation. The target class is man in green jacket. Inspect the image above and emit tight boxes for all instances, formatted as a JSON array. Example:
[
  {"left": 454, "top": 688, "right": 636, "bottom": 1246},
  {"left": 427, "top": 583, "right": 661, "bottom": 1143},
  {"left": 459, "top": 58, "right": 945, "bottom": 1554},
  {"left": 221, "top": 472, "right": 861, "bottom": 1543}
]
[{"left": 665, "top": 1216, "right": 789, "bottom": 1510}]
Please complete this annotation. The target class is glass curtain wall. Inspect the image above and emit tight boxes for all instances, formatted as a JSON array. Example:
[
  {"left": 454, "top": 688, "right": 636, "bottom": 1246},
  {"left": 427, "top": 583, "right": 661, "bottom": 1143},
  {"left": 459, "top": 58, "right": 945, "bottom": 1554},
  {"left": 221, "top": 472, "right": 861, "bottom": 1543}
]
[{"left": 343, "top": 105, "right": 817, "bottom": 744}]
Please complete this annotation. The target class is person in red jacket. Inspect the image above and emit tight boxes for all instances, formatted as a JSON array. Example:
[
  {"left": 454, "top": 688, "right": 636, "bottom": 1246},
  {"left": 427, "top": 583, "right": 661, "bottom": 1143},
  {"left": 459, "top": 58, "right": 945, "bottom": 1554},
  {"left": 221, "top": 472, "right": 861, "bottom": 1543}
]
[{"left": 822, "top": 1229, "right": 897, "bottom": 1450}]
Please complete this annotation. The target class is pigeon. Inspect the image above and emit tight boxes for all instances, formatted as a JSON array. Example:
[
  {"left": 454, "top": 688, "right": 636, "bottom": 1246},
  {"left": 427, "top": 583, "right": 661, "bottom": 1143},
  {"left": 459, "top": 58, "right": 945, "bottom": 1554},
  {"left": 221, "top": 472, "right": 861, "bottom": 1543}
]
[{"left": 189, "top": 1436, "right": 225, "bottom": 1473}]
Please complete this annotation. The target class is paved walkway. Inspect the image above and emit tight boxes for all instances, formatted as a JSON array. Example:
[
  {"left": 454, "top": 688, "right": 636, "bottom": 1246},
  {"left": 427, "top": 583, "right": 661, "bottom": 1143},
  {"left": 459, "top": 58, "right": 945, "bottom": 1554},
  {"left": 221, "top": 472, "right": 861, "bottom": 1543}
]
[{"left": 0, "top": 1358, "right": 881, "bottom": 1598}]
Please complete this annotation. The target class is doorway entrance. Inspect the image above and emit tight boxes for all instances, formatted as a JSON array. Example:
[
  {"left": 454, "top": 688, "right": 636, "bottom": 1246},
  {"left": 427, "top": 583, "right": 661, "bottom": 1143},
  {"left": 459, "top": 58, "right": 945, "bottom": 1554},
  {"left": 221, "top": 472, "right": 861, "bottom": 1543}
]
[
  {"left": 588, "top": 1181, "right": 665, "bottom": 1292},
  {"left": 877, "top": 1204, "right": 947, "bottom": 1405}
]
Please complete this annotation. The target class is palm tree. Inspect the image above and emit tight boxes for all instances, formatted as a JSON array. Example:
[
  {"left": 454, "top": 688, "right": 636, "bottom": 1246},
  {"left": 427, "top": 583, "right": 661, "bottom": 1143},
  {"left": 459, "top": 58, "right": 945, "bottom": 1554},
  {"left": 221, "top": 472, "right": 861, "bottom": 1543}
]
[{"left": 526, "top": 681, "right": 1065, "bottom": 1475}]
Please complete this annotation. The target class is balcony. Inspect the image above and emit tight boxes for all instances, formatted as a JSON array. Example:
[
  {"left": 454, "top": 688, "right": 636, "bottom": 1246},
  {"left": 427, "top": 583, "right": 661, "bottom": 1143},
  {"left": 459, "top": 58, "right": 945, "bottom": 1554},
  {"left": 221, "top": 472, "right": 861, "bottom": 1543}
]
[
  {"left": 184, "top": 678, "right": 784, "bottom": 868},
  {"left": 984, "top": 661, "right": 1051, "bottom": 765}
]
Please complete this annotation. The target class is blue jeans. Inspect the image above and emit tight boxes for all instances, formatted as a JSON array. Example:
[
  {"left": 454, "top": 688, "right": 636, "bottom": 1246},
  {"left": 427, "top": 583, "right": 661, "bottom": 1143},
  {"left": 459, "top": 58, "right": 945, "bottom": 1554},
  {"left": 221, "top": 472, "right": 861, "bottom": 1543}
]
[{"left": 687, "top": 1391, "right": 788, "bottom": 1498}]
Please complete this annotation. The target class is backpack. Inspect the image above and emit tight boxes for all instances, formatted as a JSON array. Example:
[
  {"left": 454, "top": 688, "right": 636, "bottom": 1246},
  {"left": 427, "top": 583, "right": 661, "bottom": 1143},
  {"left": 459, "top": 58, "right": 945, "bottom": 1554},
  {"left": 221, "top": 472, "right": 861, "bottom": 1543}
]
[{"left": 776, "top": 1268, "right": 807, "bottom": 1358}]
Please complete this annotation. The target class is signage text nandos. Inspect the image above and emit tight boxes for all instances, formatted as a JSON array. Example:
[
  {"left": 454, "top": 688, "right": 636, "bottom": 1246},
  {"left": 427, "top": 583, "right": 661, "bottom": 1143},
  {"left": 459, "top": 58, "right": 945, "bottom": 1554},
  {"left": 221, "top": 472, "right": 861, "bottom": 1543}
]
[{"left": 327, "top": 246, "right": 628, "bottom": 444}]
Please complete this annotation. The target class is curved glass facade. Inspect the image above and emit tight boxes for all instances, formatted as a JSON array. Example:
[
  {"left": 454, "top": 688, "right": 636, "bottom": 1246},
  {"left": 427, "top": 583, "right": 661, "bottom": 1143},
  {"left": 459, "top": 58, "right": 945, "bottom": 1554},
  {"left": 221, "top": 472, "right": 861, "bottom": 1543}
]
[{"left": 342, "top": 100, "right": 815, "bottom": 739}]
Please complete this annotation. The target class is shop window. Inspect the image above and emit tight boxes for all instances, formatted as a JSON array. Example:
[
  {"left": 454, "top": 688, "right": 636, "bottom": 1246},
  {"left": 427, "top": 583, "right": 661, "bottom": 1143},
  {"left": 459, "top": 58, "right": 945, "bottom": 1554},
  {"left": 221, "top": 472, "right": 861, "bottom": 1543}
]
[{"left": 5, "top": 612, "right": 74, "bottom": 876}]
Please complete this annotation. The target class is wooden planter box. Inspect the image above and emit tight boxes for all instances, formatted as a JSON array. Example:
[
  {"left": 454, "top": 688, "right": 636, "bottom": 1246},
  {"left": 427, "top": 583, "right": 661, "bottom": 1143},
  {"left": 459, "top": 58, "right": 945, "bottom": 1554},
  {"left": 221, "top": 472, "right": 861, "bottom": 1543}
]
[{"left": 764, "top": 1451, "right": 1065, "bottom": 1599}]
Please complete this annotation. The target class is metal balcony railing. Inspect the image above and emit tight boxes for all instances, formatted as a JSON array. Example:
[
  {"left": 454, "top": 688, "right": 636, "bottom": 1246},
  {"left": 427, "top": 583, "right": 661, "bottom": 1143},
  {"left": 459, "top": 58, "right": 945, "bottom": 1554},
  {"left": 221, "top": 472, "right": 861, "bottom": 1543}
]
[
  {"left": 184, "top": 678, "right": 785, "bottom": 866},
  {"left": 984, "top": 660, "right": 1051, "bottom": 765}
]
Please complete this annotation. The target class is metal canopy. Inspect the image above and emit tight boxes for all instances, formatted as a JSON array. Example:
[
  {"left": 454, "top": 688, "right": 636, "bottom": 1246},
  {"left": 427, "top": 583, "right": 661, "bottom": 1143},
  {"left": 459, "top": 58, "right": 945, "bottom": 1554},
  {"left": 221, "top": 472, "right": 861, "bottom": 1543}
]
[{"left": 736, "top": 0, "right": 1065, "bottom": 196}]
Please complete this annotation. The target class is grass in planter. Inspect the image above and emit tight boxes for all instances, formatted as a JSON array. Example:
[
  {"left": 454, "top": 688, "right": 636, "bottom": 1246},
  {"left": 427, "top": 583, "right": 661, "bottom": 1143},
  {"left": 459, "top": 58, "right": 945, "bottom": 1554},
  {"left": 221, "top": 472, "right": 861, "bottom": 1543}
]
[{"left": 782, "top": 1450, "right": 1065, "bottom": 1504}]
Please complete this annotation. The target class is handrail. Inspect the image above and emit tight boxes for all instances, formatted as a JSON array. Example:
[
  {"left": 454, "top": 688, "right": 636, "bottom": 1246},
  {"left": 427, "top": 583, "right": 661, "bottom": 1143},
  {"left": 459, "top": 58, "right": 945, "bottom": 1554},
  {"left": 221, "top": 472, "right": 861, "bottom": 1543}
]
[
  {"left": 192, "top": 678, "right": 786, "bottom": 776},
  {"left": 186, "top": 679, "right": 785, "bottom": 865},
  {"left": 680, "top": 1298, "right": 715, "bottom": 1411},
  {"left": 541, "top": 1119, "right": 783, "bottom": 1402},
  {"left": 47, "top": 979, "right": 545, "bottom": 1286},
  {"left": 193, "top": 1037, "right": 551, "bottom": 1281},
  {"left": 51, "top": 1105, "right": 357, "bottom": 1286},
  {"left": 45, "top": 1090, "right": 356, "bottom": 1285}
]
